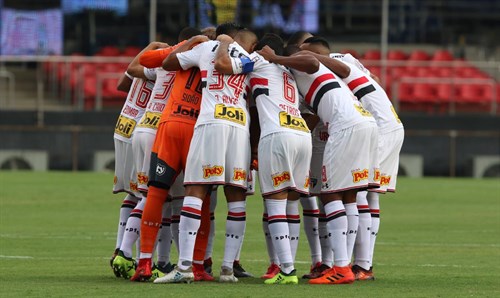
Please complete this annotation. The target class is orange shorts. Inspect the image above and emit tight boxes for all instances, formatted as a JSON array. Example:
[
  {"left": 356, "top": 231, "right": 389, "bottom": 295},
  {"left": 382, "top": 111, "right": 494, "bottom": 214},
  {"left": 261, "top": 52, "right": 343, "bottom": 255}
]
[{"left": 148, "top": 121, "right": 194, "bottom": 189}]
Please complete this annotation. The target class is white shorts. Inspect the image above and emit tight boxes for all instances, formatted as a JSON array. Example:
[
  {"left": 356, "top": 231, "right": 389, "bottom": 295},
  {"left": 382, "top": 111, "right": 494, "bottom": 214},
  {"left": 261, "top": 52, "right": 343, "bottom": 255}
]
[
  {"left": 113, "top": 138, "right": 136, "bottom": 194},
  {"left": 131, "top": 131, "right": 156, "bottom": 195},
  {"left": 322, "top": 122, "right": 380, "bottom": 193},
  {"left": 370, "top": 128, "right": 404, "bottom": 193},
  {"left": 246, "top": 169, "right": 257, "bottom": 196},
  {"left": 169, "top": 171, "right": 185, "bottom": 199},
  {"left": 258, "top": 132, "right": 312, "bottom": 196},
  {"left": 184, "top": 124, "right": 250, "bottom": 189},
  {"left": 309, "top": 144, "right": 325, "bottom": 196}
]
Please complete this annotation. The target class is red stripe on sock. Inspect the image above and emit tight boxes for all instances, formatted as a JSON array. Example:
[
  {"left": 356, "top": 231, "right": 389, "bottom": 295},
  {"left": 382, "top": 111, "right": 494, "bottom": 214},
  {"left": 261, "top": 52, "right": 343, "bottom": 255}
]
[
  {"left": 182, "top": 206, "right": 201, "bottom": 215},
  {"left": 326, "top": 209, "right": 345, "bottom": 218},
  {"left": 268, "top": 214, "right": 287, "bottom": 220}
]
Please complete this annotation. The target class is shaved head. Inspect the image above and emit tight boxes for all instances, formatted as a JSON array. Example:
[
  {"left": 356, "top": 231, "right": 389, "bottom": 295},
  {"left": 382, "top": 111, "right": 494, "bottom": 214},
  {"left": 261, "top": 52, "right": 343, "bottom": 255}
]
[{"left": 234, "top": 29, "right": 258, "bottom": 53}]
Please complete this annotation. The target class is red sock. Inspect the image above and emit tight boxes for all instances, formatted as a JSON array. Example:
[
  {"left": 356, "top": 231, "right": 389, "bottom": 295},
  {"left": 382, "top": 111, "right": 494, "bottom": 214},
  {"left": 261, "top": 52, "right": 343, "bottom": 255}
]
[
  {"left": 193, "top": 193, "right": 211, "bottom": 263},
  {"left": 140, "top": 186, "right": 169, "bottom": 256}
]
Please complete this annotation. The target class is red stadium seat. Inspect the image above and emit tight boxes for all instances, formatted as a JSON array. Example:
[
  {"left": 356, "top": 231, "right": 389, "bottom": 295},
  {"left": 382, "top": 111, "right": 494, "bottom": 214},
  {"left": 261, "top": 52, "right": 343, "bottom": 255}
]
[
  {"left": 408, "top": 50, "right": 430, "bottom": 61},
  {"left": 397, "top": 82, "right": 414, "bottom": 103},
  {"left": 122, "top": 46, "right": 142, "bottom": 57},
  {"left": 363, "top": 49, "right": 381, "bottom": 60},
  {"left": 95, "top": 46, "right": 121, "bottom": 57},
  {"left": 340, "top": 49, "right": 360, "bottom": 58},
  {"left": 387, "top": 50, "right": 407, "bottom": 60},
  {"left": 432, "top": 50, "right": 454, "bottom": 61},
  {"left": 413, "top": 83, "right": 437, "bottom": 103}
]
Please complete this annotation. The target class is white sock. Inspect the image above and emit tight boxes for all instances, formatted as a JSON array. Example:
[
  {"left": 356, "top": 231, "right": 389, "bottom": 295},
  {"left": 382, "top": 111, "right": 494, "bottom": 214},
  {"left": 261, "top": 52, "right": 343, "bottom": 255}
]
[
  {"left": 177, "top": 196, "right": 202, "bottom": 270},
  {"left": 115, "top": 194, "right": 139, "bottom": 250},
  {"left": 345, "top": 202, "right": 359, "bottom": 262},
  {"left": 324, "top": 200, "right": 349, "bottom": 267},
  {"left": 156, "top": 201, "right": 172, "bottom": 264},
  {"left": 119, "top": 197, "right": 144, "bottom": 258},
  {"left": 170, "top": 198, "right": 183, "bottom": 253},
  {"left": 354, "top": 191, "right": 371, "bottom": 270},
  {"left": 222, "top": 201, "right": 246, "bottom": 268},
  {"left": 262, "top": 208, "right": 279, "bottom": 264},
  {"left": 266, "top": 199, "right": 294, "bottom": 274},
  {"left": 205, "top": 191, "right": 217, "bottom": 260},
  {"left": 300, "top": 196, "right": 321, "bottom": 265},
  {"left": 318, "top": 201, "right": 333, "bottom": 267},
  {"left": 367, "top": 192, "right": 380, "bottom": 267},
  {"left": 286, "top": 199, "right": 300, "bottom": 262}
]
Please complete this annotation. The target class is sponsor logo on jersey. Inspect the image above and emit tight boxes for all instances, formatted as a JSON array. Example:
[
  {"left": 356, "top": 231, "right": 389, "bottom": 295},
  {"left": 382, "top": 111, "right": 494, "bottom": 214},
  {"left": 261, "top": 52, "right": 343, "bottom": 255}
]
[
  {"left": 390, "top": 105, "right": 402, "bottom": 124},
  {"left": 279, "top": 112, "right": 309, "bottom": 132},
  {"left": 214, "top": 104, "right": 246, "bottom": 125},
  {"left": 380, "top": 175, "right": 391, "bottom": 186},
  {"left": 272, "top": 171, "right": 291, "bottom": 187},
  {"left": 137, "top": 172, "right": 148, "bottom": 185},
  {"left": 173, "top": 104, "right": 200, "bottom": 119},
  {"left": 233, "top": 168, "right": 247, "bottom": 181},
  {"left": 352, "top": 169, "right": 369, "bottom": 183},
  {"left": 354, "top": 104, "right": 372, "bottom": 117},
  {"left": 138, "top": 111, "right": 161, "bottom": 129},
  {"left": 114, "top": 115, "right": 136, "bottom": 138},
  {"left": 203, "top": 165, "right": 224, "bottom": 179},
  {"left": 373, "top": 169, "right": 381, "bottom": 182},
  {"left": 130, "top": 181, "right": 138, "bottom": 192}
]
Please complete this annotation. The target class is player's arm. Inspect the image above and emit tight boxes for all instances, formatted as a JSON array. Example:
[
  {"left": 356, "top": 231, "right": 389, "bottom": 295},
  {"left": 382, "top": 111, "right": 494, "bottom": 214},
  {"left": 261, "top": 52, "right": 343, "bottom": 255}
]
[
  {"left": 302, "top": 113, "right": 321, "bottom": 131},
  {"left": 249, "top": 103, "right": 260, "bottom": 170},
  {"left": 127, "top": 42, "right": 169, "bottom": 79},
  {"left": 214, "top": 34, "right": 236, "bottom": 74},
  {"left": 117, "top": 72, "right": 133, "bottom": 92},
  {"left": 257, "top": 46, "right": 319, "bottom": 74},
  {"left": 162, "top": 35, "right": 210, "bottom": 71},
  {"left": 301, "top": 51, "right": 351, "bottom": 78},
  {"left": 139, "top": 41, "right": 187, "bottom": 68}
]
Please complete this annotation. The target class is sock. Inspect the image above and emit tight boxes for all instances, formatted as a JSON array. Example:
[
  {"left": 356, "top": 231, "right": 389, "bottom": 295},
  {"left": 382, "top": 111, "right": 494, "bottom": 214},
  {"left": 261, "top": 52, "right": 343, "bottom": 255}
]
[
  {"left": 205, "top": 190, "right": 217, "bottom": 260},
  {"left": 177, "top": 196, "right": 203, "bottom": 270},
  {"left": 119, "top": 197, "right": 144, "bottom": 258},
  {"left": 262, "top": 204, "right": 279, "bottom": 265},
  {"left": 193, "top": 193, "right": 211, "bottom": 264},
  {"left": 367, "top": 192, "right": 380, "bottom": 267},
  {"left": 286, "top": 199, "right": 300, "bottom": 262},
  {"left": 115, "top": 194, "right": 139, "bottom": 250},
  {"left": 266, "top": 199, "right": 294, "bottom": 274},
  {"left": 300, "top": 196, "right": 321, "bottom": 264},
  {"left": 345, "top": 202, "right": 359, "bottom": 262},
  {"left": 139, "top": 186, "right": 168, "bottom": 259},
  {"left": 222, "top": 201, "right": 246, "bottom": 269},
  {"left": 324, "top": 200, "right": 349, "bottom": 267},
  {"left": 156, "top": 201, "right": 172, "bottom": 264},
  {"left": 170, "top": 197, "right": 182, "bottom": 252},
  {"left": 354, "top": 191, "right": 371, "bottom": 270},
  {"left": 318, "top": 201, "right": 333, "bottom": 267}
]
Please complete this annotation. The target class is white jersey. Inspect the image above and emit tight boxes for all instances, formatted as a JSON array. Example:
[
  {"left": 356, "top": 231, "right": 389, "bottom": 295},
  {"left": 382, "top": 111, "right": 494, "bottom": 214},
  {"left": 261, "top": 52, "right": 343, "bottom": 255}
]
[
  {"left": 339, "top": 61, "right": 403, "bottom": 134},
  {"left": 330, "top": 53, "right": 371, "bottom": 76},
  {"left": 298, "top": 100, "right": 327, "bottom": 150},
  {"left": 292, "top": 63, "right": 375, "bottom": 134},
  {"left": 246, "top": 53, "right": 309, "bottom": 138},
  {"left": 114, "top": 77, "right": 155, "bottom": 143},
  {"left": 177, "top": 40, "right": 251, "bottom": 131},
  {"left": 135, "top": 67, "right": 176, "bottom": 135}
]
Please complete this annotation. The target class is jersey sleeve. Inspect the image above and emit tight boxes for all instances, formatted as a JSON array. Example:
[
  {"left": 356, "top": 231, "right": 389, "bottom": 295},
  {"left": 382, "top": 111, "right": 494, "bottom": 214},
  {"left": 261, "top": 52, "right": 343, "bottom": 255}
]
[
  {"left": 342, "top": 54, "right": 371, "bottom": 76},
  {"left": 177, "top": 42, "right": 207, "bottom": 70},
  {"left": 139, "top": 41, "right": 187, "bottom": 68},
  {"left": 143, "top": 67, "right": 157, "bottom": 80},
  {"left": 231, "top": 51, "right": 264, "bottom": 74}
]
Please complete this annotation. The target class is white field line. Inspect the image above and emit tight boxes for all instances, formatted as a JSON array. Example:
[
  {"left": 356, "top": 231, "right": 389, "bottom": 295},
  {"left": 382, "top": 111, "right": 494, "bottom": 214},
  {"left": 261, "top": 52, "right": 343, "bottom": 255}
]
[{"left": 0, "top": 255, "right": 33, "bottom": 259}]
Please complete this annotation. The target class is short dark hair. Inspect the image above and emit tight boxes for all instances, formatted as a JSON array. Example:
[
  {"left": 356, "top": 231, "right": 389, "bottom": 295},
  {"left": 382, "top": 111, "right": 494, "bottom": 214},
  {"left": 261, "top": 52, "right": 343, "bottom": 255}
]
[
  {"left": 287, "top": 31, "right": 311, "bottom": 46},
  {"left": 302, "top": 36, "right": 330, "bottom": 50},
  {"left": 255, "top": 33, "right": 284, "bottom": 56},
  {"left": 178, "top": 27, "right": 202, "bottom": 42},
  {"left": 283, "top": 44, "right": 300, "bottom": 56},
  {"left": 216, "top": 22, "right": 244, "bottom": 37}
]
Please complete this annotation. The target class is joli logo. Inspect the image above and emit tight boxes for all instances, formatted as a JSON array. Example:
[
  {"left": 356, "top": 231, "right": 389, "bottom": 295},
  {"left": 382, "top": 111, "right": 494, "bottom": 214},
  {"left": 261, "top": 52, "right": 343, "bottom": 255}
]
[
  {"left": 114, "top": 115, "right": 136, "bottom": 138},
  {"left": 214, "top": 104, "right": 246, "bottom": 125},
  {"left": 279, "top": 112, "right": 309, "bottom": 132},
  {"left": 138, "top": 111, "right": 161, "bottom": 129}
]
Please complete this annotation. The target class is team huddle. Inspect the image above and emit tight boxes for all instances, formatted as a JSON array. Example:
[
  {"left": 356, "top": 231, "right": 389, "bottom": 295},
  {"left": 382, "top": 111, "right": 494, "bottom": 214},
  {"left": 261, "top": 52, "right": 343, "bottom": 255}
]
[{"left": 109, "top": 22, "right": 404, "bottom": 285}]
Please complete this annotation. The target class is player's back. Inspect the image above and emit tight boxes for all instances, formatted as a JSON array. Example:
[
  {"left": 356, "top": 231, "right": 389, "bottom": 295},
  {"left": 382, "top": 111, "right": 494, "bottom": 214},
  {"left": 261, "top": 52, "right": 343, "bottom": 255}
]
[
  {"left": 292, "top": 63, "right": 374, "bottom": 133},
  {"left": 249, "top": 53, "right": 309, "bottom": 137}
]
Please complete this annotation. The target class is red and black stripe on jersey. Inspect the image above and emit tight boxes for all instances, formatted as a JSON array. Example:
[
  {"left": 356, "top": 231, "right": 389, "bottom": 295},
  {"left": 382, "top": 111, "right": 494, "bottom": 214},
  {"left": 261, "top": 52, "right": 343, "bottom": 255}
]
[
  {"left": 304, "top": 73, "right": 341, "bottom": 113},
  {"left": 180, "top": 206, "right": 202, "bottom": 220},
  {"left": 325, "top": 209, "right": 346, "bottom": 222},
  {"left": 250, "top": 78, "right": 269, "bottom": 99},
  {"left": 347, "top": 76, "right": 376, "bottom": 100},
  {"left": 227, "top": 211, "right": 246, "bottom": 221},
  {"left": 200, "top": 70, "right": 207, "bottom": 88}
]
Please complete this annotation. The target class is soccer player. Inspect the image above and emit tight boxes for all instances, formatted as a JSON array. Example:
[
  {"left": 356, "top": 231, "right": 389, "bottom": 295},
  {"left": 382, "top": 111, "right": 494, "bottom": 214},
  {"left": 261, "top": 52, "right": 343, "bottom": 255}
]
[
  {"left": 217, "top": 32, "right": 316, "bottom": 284},
  {"left": 122, "top": 28, "right": 210, "bottom": 282},
  {"left": 109, "top": 43, "right": 163, "bottom": 277},
  {"left": 156, "top": 26, "right": 257, "bottom": 283},
  {"left": 258, "top": 43, "right": 380, "bottom": 285},
  {"left": 309, "top": 41, "right": 404, "bottom": 280}
]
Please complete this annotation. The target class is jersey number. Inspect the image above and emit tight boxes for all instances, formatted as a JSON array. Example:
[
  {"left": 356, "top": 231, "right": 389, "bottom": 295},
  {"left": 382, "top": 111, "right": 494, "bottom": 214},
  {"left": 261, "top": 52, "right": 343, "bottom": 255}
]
[
  {"left": 129, "top": 80, "right": 153, "bottom": 108},
  {"left": 153, "top": 72, "right": 176, "bottom": 100},
  {"left": 209, "top": 70, "right": 246, "bottom": 98},
  {"left": 283, "top": 72, "right": 296, "bottom": 103}
]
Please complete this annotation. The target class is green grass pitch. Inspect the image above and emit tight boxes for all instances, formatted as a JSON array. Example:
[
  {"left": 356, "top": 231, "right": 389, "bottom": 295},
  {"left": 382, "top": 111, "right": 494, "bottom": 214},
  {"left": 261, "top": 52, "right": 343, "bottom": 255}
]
[{"left": 0, "top": 171, "right": 499, "bottom": 297}]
